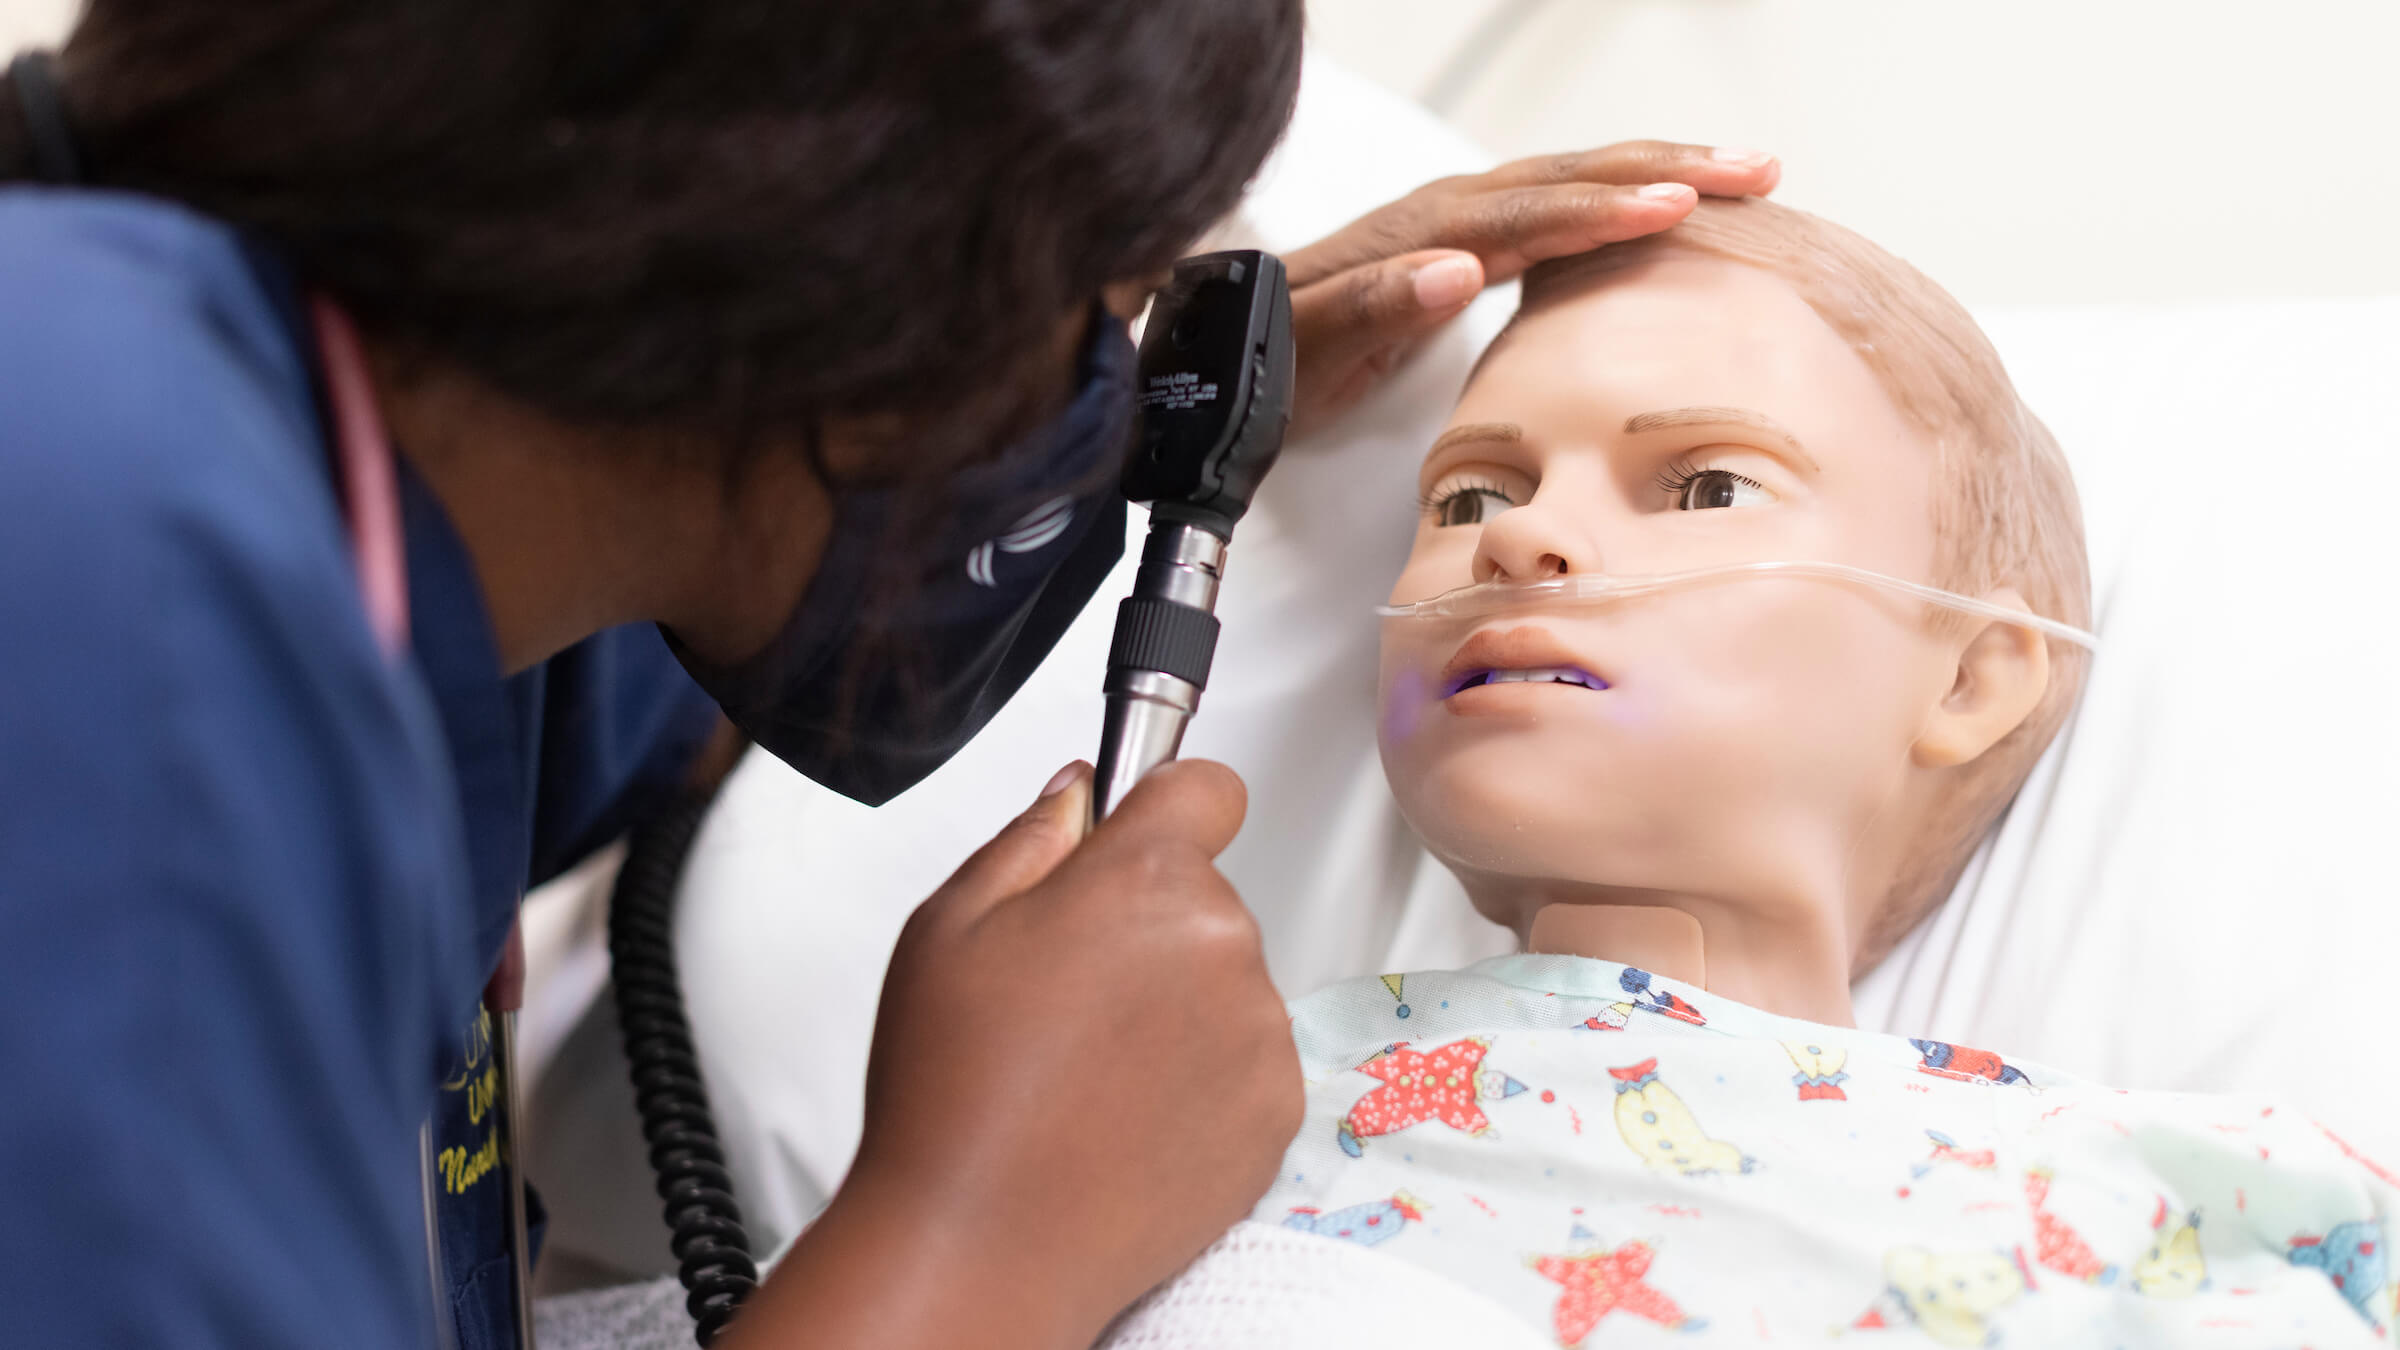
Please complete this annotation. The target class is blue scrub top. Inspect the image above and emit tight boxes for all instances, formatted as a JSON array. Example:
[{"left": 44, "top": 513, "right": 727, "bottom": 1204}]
[{"left": 0, "top": 188, "right": 722, "bottom": 1346}]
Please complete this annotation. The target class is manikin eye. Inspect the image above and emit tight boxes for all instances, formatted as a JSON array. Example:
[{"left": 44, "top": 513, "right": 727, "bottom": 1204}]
[
  {"left": 1664, "top": 467, "right": 1774, "bottom": 511},
  {"left": 1430, "top": 486, "right": 1516, "bottom": 527}
]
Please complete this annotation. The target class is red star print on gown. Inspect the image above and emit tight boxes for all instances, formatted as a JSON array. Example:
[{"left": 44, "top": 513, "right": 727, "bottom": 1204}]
[
  {"left": 1532, "top": 1240, "right": 1691, "bottom": 1344},
  {"left": 2025, "top": 1170, "right": 2111, "bottom": 1282},
  {"left": 1344, "top": 1038, "right": 1494, "bottom": 1145}
]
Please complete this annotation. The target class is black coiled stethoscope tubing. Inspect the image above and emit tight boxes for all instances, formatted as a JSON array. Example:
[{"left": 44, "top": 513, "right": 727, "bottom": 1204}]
[{"left": 605, "top": 786, "right": 756, "bottom": 1347}]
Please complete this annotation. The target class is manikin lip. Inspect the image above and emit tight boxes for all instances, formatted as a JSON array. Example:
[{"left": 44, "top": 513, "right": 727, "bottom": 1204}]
[{"left": 1439, "top": 626, "right": 1611, "bottom": 698}]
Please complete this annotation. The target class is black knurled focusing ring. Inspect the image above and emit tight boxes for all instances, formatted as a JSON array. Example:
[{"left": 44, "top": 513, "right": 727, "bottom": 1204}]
[{"left": 1108, "top": 597, "right": 1219, "bottom": 689}]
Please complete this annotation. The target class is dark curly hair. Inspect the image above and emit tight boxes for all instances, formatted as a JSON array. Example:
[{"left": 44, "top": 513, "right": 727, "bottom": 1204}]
[{"left": 4, "top": 0, "right": 1301, "bottom": 471}]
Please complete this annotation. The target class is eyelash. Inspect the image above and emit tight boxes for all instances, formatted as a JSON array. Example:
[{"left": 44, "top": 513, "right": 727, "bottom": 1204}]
[
  {"left": 1653, "top": 454, "right": 1765, "bottom": 498},
  {"left": 1419, "top": 475, "right": 1515, "bottom": 518}
]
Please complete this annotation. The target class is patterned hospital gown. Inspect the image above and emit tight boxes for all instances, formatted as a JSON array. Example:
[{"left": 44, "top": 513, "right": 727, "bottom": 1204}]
[{"left": 1252, "top": 955, "right": 2397, "bottom": 1347}]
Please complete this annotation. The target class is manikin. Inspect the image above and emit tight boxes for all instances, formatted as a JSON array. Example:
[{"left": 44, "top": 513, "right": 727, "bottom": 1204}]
[
  {"left": 1378, "top": 196, "right": 2089, "bottom": 1027},
  {"left": 1155, "top": 200, "right": 2396, "bottom": 1349}
]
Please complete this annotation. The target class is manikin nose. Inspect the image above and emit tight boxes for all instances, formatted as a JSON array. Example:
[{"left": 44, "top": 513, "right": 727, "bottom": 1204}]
[{"left": 1471, "top": 501, "right": 1585, "bottom": 585}]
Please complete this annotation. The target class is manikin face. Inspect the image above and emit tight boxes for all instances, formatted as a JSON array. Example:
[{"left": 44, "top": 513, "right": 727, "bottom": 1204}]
[{"left": 1379, "top": 255, "right": 1964, "bottom": 933}]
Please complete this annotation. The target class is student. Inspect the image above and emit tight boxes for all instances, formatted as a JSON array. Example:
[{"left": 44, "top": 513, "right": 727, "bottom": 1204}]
[{"left": 0, "top": 3, "right": 1780, "bottom": 1345}]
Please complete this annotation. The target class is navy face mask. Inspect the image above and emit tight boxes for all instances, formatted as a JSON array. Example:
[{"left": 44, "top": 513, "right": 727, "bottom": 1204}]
[{"left": 669, "top": 316, "right": 1133, "bottom": 806}]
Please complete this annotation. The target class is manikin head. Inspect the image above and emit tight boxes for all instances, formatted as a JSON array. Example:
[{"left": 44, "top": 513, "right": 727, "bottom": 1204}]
[{"left": 1377, "top": 197, "right": 2089, "bottom": 1024}]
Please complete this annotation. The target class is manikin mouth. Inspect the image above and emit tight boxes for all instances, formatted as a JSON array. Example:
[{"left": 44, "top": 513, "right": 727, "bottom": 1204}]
[
  {"left": 1443, "top": 665, "right": 1610, "bottom": 697},
  {"left": 1438, "top": 626, "right": 1612, "bottom": 699}
]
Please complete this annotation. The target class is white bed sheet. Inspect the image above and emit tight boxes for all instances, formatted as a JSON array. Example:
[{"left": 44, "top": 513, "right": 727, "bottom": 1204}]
[{"left": 523, "top": 55, "right": 2400, "bottom": 1283}]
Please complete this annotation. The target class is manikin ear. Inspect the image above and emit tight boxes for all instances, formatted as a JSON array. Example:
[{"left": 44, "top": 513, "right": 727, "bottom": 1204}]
[{"left": 1911, "top": 588, "right": 2051, "bottom": 768}]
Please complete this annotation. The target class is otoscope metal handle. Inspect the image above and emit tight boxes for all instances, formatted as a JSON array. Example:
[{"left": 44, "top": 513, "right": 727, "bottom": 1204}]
[{"left": 1091, "top": 525, "right": 1225, "bottom": 821}]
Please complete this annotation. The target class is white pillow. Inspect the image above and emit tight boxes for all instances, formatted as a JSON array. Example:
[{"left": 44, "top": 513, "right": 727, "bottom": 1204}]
[
  {"left": 526, "top": 57, "right": 2400, "bottom": 1277},
  {"left": 1854, "top": 298, "right": 2400, "bottom": 1163}
]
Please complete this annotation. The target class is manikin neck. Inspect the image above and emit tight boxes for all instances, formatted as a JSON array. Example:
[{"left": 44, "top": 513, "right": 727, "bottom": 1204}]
[{"left": 1486, "top": 881, "right": 1861, "bottom": 1027}]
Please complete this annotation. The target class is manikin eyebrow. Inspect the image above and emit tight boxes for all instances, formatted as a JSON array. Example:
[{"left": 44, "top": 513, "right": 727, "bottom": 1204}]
[
  {"left": 1623, "top": 406, "right": 1822, "bottom": 474},
  {"left": 1425, "top": 421, "right": 1523, "bottom": 460}
]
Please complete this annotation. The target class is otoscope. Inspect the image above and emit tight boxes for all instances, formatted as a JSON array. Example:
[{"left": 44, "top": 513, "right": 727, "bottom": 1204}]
[{"left": 1091, "top": 250, "right": 1296, "bottom": 824}]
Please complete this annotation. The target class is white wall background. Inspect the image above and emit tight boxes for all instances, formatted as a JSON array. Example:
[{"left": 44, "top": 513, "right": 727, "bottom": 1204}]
[
  {"left": 8, "top": 0, "right": 2391, "bottom": 304},
  {"left": 0, "top": 0, "right": 67, "bottom": 63},
  {"left": 1307, "top": 0, "right": 2400, "bottom": 305}
]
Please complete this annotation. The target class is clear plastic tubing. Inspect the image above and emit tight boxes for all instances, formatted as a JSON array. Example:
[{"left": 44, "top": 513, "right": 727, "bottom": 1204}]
[{"left": 1377, "top": 560, "right": 2098, "bottom": 650}]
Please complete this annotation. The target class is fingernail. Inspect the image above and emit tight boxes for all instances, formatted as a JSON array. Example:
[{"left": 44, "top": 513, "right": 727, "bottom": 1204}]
[
  {"left": 1039, "top": 762, "right": 1084, "bottom": 800},
  {"left": 1710, "top": 146, "right": 1773, "bottom": 166},
  {"left": 1637, "top": 182, "right": 1695, "bottom": 202},
  {"left": 1412, "top": 256, "right": 1481, "bottom": 310}
]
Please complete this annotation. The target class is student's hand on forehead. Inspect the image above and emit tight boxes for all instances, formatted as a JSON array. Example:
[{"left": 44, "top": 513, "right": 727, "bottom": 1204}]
[{"left": 1281, "top": 141, "right": 1780, "bottom": 437}]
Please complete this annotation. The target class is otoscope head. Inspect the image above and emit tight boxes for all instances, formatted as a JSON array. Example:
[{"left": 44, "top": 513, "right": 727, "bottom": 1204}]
[{"left": 1127, "top": 250, "right": 1295, "bottom": 538}]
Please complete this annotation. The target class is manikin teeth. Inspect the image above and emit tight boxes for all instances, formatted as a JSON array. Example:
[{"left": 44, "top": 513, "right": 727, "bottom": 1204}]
[{"left": 1475, "top": 666, "right": 1603, "bottom": 690}]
